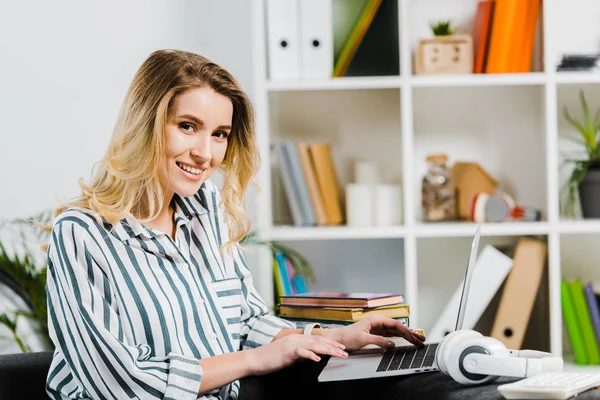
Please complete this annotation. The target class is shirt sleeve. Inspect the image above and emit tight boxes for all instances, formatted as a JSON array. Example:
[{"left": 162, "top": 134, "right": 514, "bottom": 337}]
[
  {"left": 46, "top": 217, "right": 203, "bottom": 400},
  {"left": 232, "top": 245, "right": 296, "bottom": 350}
]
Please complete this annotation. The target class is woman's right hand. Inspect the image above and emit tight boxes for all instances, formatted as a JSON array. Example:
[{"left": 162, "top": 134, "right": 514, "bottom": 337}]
[{"left": 246, "top": 333, "right": 348, "bottom": 376}]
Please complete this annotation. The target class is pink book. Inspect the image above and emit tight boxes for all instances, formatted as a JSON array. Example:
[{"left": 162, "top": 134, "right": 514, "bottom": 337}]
[{"left": 280, "top": 292, "right": 404, "bottom": 309}]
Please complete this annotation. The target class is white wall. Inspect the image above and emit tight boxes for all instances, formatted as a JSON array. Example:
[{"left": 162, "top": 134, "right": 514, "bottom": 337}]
[
  {"left": 0, "top": 0, "right": 253, "bottom": 354},
  {"left": 0, "top": 0, "right": 253, "bottom": 220}
]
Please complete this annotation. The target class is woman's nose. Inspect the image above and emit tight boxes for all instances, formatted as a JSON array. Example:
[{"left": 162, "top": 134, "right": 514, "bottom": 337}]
[{"left": 190, "top": 135, "right": 212, "bottom": 163}]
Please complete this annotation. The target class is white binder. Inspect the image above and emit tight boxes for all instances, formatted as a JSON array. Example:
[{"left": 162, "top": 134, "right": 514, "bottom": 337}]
[
  {"left": 266, "top": 0, "right": 301, "bottom": 81},
  {"left": 428, "top": 245, "right": 514, "bottom": 343},
  {"left": 299, "top": 0, "right": 333, "bottom": 79}
]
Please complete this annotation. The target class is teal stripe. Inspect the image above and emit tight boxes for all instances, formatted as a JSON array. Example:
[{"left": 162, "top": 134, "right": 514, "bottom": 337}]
[
  {"left": 188, "top": 227, "right": 218, "bottom": 282},
  {"left": 132, "top": 236, "right": 184, "bottom": 354},
  {"left": 210, "top": 191, "right": 223, "bottom": 248},
  {"left": 122, "top": 244, "right": 172, "bottom": 354},
  {"left": 170, "top": 367, "right": 201, "bottom": 381},
  {"left": 51, "top": 233, "right": 115, "bottom": 400},
  {"left": 85, "top": 218, "right": 140, "bottom": 344},
  {"left": 102, "top": 237, "right": 156, "bottom": 352},
  {"left": 227, "top": 317, "right": 241, "bottom": 324},
  {"left": 197, "top": 217, "right": 226, "bottom": 278},
  {"left": 185, "top": 247, "right": 235, "bottom": 353},
  {"left": 60, "top": 220, "right": 171, "bottom": 376},
  {"left": 152, "top": 240, "right": 216, "bottom": 357},
  {"left": 217, "top": 289, "right": 242, "bottom": 297},
  {"left": 232, "top": 257, "right": 263, "bottom": 318},
  {"left": 55, "top": 225, "right": 134, "bottom": 399}
]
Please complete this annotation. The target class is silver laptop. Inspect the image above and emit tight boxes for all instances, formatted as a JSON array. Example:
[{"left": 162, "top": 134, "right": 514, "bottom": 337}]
[{"left": 318, "top": 226, "right": 481, "bottom": 382}]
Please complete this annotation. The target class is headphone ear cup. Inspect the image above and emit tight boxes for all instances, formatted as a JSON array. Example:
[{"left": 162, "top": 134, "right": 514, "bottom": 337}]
[
  {"left": 443, "top": 335, "right": 505, "bottom": 385},
  {"left": 436, "top": 330, "right": 482, "bottom": 375}
]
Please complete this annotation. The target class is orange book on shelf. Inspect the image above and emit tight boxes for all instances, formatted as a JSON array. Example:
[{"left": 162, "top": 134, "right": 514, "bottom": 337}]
[
  {"left": 518, "top": 0, "right": 541, "bottom": 72},
  {"left": 309, "top": 143, "right": 344, "bottom": 225},
  {"left": 471, "top": 0, "right": 495, "bottom": 74},
  {"left": 296, "top": 141, "right": 328, "bottom": 226},
  {"left": 486, "top": 0, "right": 521, "bottom": 73},
  {"left": 507, "top": 0, "right": 530, "bottom": 72}
]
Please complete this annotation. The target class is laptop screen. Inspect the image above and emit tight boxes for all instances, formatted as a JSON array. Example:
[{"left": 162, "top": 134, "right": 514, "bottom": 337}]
[{"left": 454, "top": 226, "right": 481, "bottom": 332}]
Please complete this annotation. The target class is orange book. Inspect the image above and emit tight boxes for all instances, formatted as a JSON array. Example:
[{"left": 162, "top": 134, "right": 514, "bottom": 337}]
[
  {"left": 471, "top": 1, "right": 495, "bottom": 74},
  {"left": 519, "top": 0, "right": 541, "bottom": 72},
  {"left": 309, "top": 143, "right": 344, "bottom": 225},
  {"left": 278, "top": 304, "right": 410, "bottom": 323},
  {"left": 507, "top": 0, "right": 530, "bottom": 72},
  {"left": 486, "top": 0, "right": 521, "bottom": 73},
  {"left": 296, "top": 141, "right": 328, "bottom": 226}
]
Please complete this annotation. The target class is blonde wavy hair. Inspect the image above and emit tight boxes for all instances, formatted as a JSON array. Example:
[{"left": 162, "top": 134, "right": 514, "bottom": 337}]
[{"left": 43, "top": 49, "right": 259, "bottom": 251}]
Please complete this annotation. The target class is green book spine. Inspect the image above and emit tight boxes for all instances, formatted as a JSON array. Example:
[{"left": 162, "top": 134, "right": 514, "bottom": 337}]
[
  {"left": 561, "top": 280, "right": 588, "bottom": 364},
  {"left": 569, "top": 280, "right": 600, "bottom": 364}
]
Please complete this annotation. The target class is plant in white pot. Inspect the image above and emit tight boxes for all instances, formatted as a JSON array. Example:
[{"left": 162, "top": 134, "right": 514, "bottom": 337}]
[{"left": 561, "top": 89, "right": 600, "bottom": 219}]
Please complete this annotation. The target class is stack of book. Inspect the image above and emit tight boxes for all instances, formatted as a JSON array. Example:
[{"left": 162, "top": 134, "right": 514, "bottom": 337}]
[{"left": 277, "top": 292, "right": 411, "bottom": 328}]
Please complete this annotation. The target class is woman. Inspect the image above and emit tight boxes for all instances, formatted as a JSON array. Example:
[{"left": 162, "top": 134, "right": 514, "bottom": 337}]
[{"left": 44, "top": 49, "right": 425, "bottom": 400}]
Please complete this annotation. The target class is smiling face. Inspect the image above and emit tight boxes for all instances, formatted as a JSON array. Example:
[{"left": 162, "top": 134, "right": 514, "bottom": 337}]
[{"left": 164, "top": 86, "right": 233, "bottom": 198}]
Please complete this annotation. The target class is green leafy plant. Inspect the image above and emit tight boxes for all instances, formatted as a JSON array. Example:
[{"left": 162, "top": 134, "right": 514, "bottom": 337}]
[
  {"left": 241, "top": 231, "right": 316, "bottom": 284},
  {"left": 430, "top": 20, "right": 455, "bottom": 36},
  {"left": 560, "top": 89, "right": 600, "bottom": 216},
  {"left": 0, "top": 211, "right": 53, "bottom": 352}
]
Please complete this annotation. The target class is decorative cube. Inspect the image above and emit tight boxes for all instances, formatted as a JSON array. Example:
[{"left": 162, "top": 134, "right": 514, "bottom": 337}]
[{"left": 415, "top": 34, "right": 473, "bottom": 75}]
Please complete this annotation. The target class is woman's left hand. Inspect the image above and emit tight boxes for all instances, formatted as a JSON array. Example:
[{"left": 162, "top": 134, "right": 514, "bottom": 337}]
[{"left": 326, "top": 315, "right": 427, "bottom": 352}]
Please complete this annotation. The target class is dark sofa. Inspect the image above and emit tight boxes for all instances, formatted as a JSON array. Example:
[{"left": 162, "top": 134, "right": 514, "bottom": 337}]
[{"left": 2, "top": 351, "right": 600, "bottom": 400}]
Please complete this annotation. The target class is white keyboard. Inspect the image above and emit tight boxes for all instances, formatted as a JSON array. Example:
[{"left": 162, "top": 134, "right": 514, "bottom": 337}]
[{"left": 497, "top": 372, "right": 600, "bottom": 400}]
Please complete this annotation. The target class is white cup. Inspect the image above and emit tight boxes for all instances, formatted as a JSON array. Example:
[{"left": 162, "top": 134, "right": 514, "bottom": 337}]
[
  {"left": 345, "top": 183, "right": 373, "bottom": 227},
  {"left": 375, "top": 184, "right": 402, "bottom": 226}
]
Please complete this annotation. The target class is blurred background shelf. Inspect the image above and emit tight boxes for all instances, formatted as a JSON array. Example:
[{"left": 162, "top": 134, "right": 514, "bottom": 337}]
[
  {"left": 263, "top": 225, "right": 406, "bottom": 241},
  {"left": 415, "top": 221, "right": 550, "bottom": 238},
  {"left": 409, "top": 72, "right": 547, "bottom": 88},
  {"left": 266, "top": 75, "right": 403, "bottom": 91},
  {"left": 251, "top": 0, "right": 600, "bottom": 364}
]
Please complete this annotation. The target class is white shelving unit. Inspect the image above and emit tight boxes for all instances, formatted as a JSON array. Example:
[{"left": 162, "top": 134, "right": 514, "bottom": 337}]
[{"left": 250, "top": 0, "right": 600, "bottom": 362}]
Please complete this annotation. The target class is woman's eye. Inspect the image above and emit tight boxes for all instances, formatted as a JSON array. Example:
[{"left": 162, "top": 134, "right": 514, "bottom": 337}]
[
  {"left": 180, "top": 122, "right": 195, "bottom": 132},
  {"left": 214, "top": 130, "right": 229, "bottom": 139}
]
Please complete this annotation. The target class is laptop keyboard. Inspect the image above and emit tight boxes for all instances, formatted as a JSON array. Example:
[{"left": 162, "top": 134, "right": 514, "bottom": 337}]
[{"left": 376, "top": 343, "right": 438, "bottom": 372}]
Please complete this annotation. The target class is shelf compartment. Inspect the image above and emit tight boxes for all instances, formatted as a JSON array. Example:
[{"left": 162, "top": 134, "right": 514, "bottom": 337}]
[
  {"left": 268, "top": 89, "right": 403, "bottom": 228},
  {"left": 265, "top": 225, "right": 405, "bottom": 241},
  {"left": 279, "top": 238, "right": 405, "bottom": 294},
  {"left": 415, "top": 221, "right": 550, "bottom": 238},
  {"left": 412, "top": 85, "right": 548, "bottom": 223}
]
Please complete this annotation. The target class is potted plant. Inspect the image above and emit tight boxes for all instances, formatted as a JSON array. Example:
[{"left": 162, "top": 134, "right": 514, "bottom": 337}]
[
  {"left": 561, "top": 89, "right": 600, "bottom": 219},
  {"left": 430, "top": 20, "right": 456, "bottom": 36}
]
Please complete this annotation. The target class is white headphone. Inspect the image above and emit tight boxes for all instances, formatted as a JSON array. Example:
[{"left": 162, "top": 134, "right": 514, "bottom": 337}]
[{"left": 435, "top": 329, "right": 563, "bottom": 385}]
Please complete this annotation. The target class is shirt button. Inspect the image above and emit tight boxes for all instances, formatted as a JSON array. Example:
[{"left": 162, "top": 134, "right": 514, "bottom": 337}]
[
  {"left": 211, "top": 332, "right": 218, "bottom": 339},
  {"left": 197, "top": 298, "right": 205, "bottom": 305}
]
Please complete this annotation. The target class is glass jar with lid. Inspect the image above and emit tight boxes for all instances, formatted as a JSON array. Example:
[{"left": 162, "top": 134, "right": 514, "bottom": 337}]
[{"left": 421, "top": 153, "right": 457, "bottom": 222}]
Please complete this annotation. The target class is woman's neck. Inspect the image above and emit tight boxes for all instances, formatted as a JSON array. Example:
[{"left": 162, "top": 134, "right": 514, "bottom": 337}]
[{"left": 145, "top": 193, "right": 176, "bottom": 240}]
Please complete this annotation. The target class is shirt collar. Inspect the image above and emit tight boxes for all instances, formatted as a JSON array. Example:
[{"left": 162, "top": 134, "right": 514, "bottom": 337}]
[{"left": 110, "top": 182, "right": 213, "bottom": 242}]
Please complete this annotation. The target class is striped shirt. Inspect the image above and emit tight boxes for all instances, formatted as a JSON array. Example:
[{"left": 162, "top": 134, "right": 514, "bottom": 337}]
[{"left": 45, "top": 180, "right": 295, "bottom": 400}]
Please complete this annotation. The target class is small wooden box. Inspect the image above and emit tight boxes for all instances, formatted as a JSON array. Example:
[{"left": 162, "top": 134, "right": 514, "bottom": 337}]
[{"left": 415, "top": 34, "right": 473, "bottom": 75}]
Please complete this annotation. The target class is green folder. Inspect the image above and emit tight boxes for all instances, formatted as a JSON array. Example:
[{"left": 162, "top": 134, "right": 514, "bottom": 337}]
[
  {"left": 568, "top": 279, "right": 600, "bottom": 364},
  {"left": 561, "top": 280, "right": 588, "bottom": 364}
]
